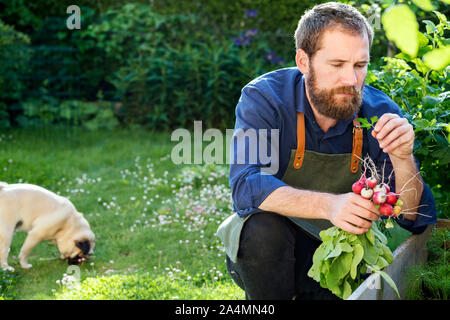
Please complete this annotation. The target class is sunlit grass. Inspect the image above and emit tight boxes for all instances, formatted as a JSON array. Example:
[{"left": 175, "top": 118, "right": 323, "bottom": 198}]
[{"left": 0, "top": 127, "right": 244, "bottom": 300}]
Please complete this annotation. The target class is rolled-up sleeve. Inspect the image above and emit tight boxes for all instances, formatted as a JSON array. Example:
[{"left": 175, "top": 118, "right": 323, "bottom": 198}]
[{"left": 229, "top": 85, "right": 288, "bottom": 217}]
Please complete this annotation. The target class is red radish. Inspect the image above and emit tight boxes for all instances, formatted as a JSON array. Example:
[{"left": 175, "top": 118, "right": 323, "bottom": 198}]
[
  {"left": 352, "top": 181, "right": 365, "bottom": 195},
  {"left": 358, "top": 177, "right": 367, "bottom": 185},
  {"left": 385, "top": 192, "right": 398, "bottom": 205},
  {"left": 374, "top": 183, "right": 390, "bottom": 193},
  {"left": 380, "top": 203, "right": 393, "bottom": 216},
  {"left": 360, "top": 187, "right": 374, "bottom": 200},
  {"left": 373, "top": 191, "right": 387, "bottom": 205},
  {"left": 366, "top": 177, "right": 377, "bottom": 189}
]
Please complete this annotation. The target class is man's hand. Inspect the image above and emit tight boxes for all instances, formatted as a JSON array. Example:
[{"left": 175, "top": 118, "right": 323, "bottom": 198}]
[
  {"left": 371, "top": 113, "right": 422, "bottom": 221},
  {"left": 371, "top": 113, "right": 414, "bottom": 159},
  {"left": 327, "top": 192, "right": 380, "bottom": 234}
]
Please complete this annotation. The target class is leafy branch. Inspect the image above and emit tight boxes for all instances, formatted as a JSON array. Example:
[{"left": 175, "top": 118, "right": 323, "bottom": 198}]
[{"left": 357, "top": 116, "right": 379, "bottom": 130}]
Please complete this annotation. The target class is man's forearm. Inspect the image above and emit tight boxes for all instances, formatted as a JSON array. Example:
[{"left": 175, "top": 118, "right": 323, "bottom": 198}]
[
  {"left": 390, "top": 154, "right": 423, "bottom": 221},
  {"left": 258, "top": 186, "right": 332, "bottom": 220}
]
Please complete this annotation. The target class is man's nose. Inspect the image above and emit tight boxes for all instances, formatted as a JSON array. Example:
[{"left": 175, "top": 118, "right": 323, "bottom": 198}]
[{"left": 340, "top": 67, "right": 358, "bottom": 87}]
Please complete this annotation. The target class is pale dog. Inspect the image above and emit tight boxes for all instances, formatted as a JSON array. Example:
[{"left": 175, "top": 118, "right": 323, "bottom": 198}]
[{"left": 0, "top": 182, "right": 95, "bottom": 271}]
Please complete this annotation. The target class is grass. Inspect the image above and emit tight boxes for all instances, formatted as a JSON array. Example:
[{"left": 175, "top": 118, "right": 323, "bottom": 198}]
[
  {"left": 0, "top": 126, "right": 244, "bottom": 300},
  {"left": 0, "top": 126, "right": 415, "bottom": 300}
]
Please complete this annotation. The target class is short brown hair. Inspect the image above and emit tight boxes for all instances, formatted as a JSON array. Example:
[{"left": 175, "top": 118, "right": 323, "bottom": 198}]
[{"left": 294, "top": 2, "right": 373, "bottom": 57}]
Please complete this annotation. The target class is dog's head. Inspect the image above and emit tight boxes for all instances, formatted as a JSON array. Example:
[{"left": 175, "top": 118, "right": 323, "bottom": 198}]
[
  {"left": 56, "top": 214, "right": 95, "bottom": 265},
  {"left": 67, "top": 238, "right": 95, "bottom": 265}
]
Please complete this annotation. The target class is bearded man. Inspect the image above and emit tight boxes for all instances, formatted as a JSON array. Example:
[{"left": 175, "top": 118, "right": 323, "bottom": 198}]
[{"left": 217, "top": 2, "right": 436, "bottom": 300}]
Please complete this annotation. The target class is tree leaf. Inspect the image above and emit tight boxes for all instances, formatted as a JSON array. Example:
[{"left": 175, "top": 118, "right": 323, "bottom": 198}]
[
  {"left": 382, "top": 5, "right": 419, "bottom": 58},
  {"left": 382, "top": 245, "right": 394, "bottom": 264},
  {"left": 330, "top": 252, "right": 353, "bottom": 281},
  {"left": 326, "top": 243, "right": 343, "bottom": 260},
  {"left": 377, "top": 270, "right": 401, "bottom": 299},
  {"left": 365, "top": 230, "right": 375, "bottom": 245},
  {"left": 423, "top": 47, "right": 450, "bottom": 71},
  {"left": 411, "top": 0, "right": 436, "bottom": 11},
  {"left": 342, "top": 279, "right": 353, "bottom": 299},
  {"left": 370, "top": 116, "right": 379, "bottom": 125},
  {"left": 376, "top": 256, "right": 389, "bottom": 269},
  {"left": 350, "top": 244, "right": 364, "bottom": 280},
  {"left": 341, "top": 242, "right": 353, "bottom": 253},
  {"left": 361, "top": 236, "right": 378, "bottom": 265}
]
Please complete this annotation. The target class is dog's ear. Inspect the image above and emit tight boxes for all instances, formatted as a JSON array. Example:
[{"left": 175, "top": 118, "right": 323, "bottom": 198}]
[{"left": 75, "top": 240, "right": 91, "bottom": 255}]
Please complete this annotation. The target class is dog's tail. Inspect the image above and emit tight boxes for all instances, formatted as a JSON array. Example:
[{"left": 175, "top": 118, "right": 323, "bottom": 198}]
[{"left": 0, "top": 182, "right": 7, "bottom": 191}]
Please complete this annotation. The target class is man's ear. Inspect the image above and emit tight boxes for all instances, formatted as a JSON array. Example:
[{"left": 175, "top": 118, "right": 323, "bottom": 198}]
[{"left": 296, "top": 49, "right": 310, "bottom": 75}]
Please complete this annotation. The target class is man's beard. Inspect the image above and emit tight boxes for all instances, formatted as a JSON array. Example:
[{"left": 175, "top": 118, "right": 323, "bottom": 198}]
[{"left": 306, "top": 66, "right": 364, "bottom": 120}]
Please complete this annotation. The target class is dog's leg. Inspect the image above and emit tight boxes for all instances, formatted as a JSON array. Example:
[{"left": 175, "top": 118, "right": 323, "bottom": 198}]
[
  {"left": 0, "top": 223, "right": 15, "bottom": 272},
  {"left": 18, "top": 230, "right": 44, "bottom": 269}
]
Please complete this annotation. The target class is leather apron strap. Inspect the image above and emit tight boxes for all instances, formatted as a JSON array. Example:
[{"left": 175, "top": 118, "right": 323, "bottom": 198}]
[
  {"left": 293, "top": 112, "right": 363, "bottom": 172},
  {"left": 351, "top": 119, "right": 363, "bottom": 173}
]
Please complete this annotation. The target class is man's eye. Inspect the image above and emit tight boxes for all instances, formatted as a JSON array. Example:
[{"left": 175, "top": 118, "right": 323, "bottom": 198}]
[
  {"left": 332, "top": 64, "right": 342, "bottom": 67},
  {"left": 356, "top": 64, "right": 367, "bottom": 68}
]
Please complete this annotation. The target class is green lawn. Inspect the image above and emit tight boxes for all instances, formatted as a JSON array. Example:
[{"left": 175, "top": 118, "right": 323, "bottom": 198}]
[
  {"left": 0, "top": 126, "right": 412, "bottom": 300},
  {"left": 0, "top": 127, "right": 244, "bottom": 299}
]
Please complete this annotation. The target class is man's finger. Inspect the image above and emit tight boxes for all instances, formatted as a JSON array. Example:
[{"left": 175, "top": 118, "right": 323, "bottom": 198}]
[
  {"left": 351, "top": 196, "right": 380, "bottom": 218},
  {"left": 373, "top": 113, "right": 398, "bottom": 133},
  {"left": 378, "top": 123, "right": 411, "bottom": 150},
  {"left": 374, "top": 117, "right": 404, "bottom": 141},
  {"left": 381, "top": 129, "right": 413, "bottom": 153},
  {"left": 338, "top": 221, "right": 368, "bottom": 235},
  {"left": 346, "top": 214, "right": 373, "bottom": 229}
]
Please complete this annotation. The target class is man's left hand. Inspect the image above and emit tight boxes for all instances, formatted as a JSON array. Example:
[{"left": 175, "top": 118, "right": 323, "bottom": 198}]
[{"left": 371, "top": 113, "right": 414, "bottom": 160}]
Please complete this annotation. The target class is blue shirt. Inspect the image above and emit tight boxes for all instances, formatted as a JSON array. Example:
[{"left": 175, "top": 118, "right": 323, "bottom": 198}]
[{"left": 229, "top": 67, "right": 436, "bottom": 234}]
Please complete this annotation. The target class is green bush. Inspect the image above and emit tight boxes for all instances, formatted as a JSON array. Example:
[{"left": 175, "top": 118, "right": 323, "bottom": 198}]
[
  {"left": 366, "top": 9, "right": 449, "bottom": 218},
  {"left": 80, "top": 3, "right": 283, "bottom": 130},
  {"left": 0, "top": 18, "right": 31, "bottom": 128},
  {"left": 404, "top": 228, "right": 449, "bottom": 300},
  {"left": 15, "top": 97, "right": 119, "bottom": 130},
  {"left": 0, "top": 269, "right": 20, "bottom": 300},
  {"left": 54, "top": 271, "right": 243, "bottom": 300},
  {"left": 152, "top": 0, "right": 326, "bottom": 61}
]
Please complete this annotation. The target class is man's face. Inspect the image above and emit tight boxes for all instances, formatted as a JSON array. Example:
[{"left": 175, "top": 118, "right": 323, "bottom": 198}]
[{"left": 304, "top": 28, "right": 370, "bottom": 120}]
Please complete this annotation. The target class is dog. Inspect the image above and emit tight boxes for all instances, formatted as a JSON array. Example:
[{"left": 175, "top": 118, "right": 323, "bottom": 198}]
[{"left": 0, "top": 182, "right": 95, "bottom": 271}]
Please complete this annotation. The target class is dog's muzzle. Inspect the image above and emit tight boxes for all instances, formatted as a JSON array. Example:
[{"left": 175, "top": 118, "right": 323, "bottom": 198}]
[{"left": 67, "top": 255, "right": 90, "bottom": 265}]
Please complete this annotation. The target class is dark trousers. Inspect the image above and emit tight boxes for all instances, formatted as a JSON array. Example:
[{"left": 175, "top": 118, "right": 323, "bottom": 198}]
[{"left": 226, "top": 211, "right": 339, "bottom": 300}]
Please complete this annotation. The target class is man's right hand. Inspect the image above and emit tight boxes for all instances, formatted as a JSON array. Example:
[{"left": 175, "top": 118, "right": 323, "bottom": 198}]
[{"left": 327, "top": 192, "right": 380, "bottom": 234}]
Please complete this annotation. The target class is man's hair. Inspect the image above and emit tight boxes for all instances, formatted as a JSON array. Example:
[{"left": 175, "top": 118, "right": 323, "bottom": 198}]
[{"left": 294, "top": 2, "right": 374, "bottom": 57}]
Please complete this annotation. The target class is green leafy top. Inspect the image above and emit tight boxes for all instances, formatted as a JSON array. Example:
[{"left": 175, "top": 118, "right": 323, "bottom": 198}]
[{"left": 356, "top": 116, "right": 379, "bottom": 130}]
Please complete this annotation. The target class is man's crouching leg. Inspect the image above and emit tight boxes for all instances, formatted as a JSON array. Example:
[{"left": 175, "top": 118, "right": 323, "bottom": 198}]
[{"left": 226, "top": 211, "right": 298, "bottom": 300}]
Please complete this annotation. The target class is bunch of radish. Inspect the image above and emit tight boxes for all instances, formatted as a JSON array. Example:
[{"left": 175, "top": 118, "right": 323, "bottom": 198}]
[{"left": 352, "top": 175, "right": 403, "bottom": 228}]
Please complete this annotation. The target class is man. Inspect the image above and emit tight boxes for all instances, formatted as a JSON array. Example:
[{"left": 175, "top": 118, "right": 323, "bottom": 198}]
[{"left": 217, "top": 2, "right": 436, "bottom": 300}]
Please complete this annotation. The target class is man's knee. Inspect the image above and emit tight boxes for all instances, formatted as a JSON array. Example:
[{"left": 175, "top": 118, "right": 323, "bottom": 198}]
[{"left": 238, "top": 211, "right": 296, "bottom": 260}]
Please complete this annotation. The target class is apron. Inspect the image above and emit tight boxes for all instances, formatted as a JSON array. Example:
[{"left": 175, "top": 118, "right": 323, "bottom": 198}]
[{"left": 217, "top": 112, "right": 363, "bottom": 263}]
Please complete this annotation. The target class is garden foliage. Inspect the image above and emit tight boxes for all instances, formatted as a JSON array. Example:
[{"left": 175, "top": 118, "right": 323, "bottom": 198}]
[
  {"left": 404, "top": 228, "right": 449, "bottom": 300},
  {"left": 78, "top": 3, "right": 282, "bottom": 130},
  {"left": 0, "top": 19, "right": 31, "bottom": 128},
  {"left": 308, "top": 223, "right": 398, "bottom": 299},
  {"left": 0, "top": 2, "right": 448, "bottom": 206},
  {"left": 368, "top": 6, "right": 449, "bottom": 218}
]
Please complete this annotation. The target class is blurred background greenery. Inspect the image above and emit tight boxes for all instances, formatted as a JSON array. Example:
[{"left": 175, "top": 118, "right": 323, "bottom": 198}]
[{"left": 0, "top": 0, "right": 448, "bottom": 216}]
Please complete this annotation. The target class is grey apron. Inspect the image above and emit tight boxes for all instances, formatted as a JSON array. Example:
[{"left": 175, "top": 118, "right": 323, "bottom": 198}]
[{"left": 217, "top": 112, "right": 363, "bottom": 262}]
